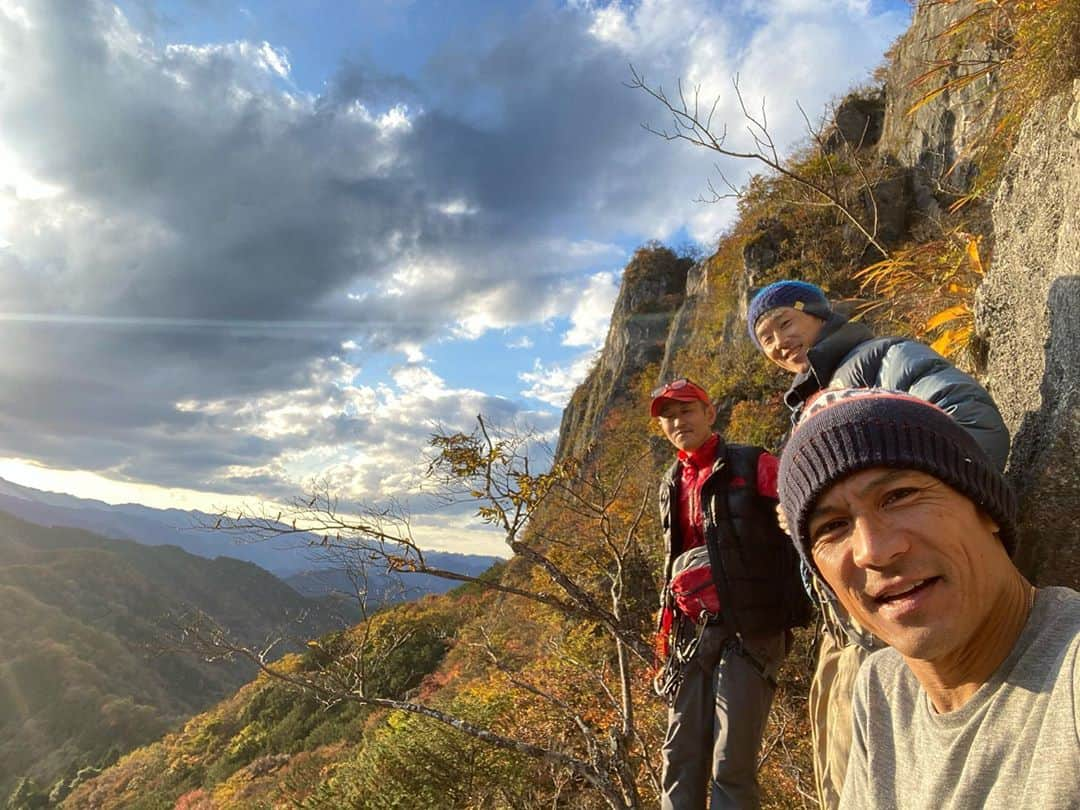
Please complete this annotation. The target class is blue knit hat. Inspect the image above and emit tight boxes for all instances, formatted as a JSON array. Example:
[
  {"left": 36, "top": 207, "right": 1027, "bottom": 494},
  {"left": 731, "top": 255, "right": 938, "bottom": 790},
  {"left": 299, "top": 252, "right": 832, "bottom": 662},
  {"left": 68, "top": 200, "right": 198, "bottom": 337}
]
[
  {"left": 779, "top": 388, "right": 1017, "bottom": 577},
  {"left": 747, "top": 280, "right": 831, "bottom": 350}
]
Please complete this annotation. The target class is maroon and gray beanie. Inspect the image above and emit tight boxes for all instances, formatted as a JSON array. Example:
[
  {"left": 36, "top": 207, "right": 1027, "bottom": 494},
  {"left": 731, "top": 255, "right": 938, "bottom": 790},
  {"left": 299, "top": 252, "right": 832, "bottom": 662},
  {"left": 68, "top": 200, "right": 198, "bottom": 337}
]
[{"left": 779, "top": 388, "right": 1017, "bottom": 571}]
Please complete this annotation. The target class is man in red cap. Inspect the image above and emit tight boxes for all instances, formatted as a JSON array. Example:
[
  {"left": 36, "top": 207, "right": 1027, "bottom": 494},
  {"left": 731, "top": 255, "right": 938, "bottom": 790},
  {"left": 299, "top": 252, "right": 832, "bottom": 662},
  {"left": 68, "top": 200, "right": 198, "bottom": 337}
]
[{"left": 651, "top": 378, "right": 809, "bottom": 810}]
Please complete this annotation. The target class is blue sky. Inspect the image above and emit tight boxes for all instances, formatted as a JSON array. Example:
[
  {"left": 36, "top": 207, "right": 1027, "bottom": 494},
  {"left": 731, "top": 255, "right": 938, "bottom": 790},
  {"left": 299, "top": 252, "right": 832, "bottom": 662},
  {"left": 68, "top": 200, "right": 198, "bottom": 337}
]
[{"left": 0, "top": 0, "right": 910, "bottom": 554}]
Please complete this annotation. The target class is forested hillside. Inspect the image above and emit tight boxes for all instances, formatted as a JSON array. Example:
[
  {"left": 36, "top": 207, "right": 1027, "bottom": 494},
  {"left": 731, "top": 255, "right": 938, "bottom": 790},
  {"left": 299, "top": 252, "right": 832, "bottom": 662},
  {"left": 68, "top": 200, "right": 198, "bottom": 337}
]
[
  {"left": 54, "top": 1, "right": 1080, "bottom": 808},
  {"left": 0, "top": 512, "right": 343, "bottom": 804}
]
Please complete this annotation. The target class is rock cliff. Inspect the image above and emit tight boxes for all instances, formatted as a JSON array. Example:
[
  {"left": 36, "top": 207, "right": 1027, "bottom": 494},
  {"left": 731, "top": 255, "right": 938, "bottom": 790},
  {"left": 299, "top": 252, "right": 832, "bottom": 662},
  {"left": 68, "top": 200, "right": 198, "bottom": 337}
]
[
  {"left": 878, "top": 0, "right": 1007, "bottom": 196},
  {"left": 555, "top": 245, "right": 691, "bottom": 461},
  {"left": 976, "top": 80, "right": 1080, "bottom": 588}
]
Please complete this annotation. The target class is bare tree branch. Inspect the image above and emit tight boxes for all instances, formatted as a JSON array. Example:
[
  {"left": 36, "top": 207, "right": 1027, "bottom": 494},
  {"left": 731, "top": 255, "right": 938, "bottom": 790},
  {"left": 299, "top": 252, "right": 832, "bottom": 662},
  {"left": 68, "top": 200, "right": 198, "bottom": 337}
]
[{"left": 627, "top": 63, "right": 890, "bottom": 257}]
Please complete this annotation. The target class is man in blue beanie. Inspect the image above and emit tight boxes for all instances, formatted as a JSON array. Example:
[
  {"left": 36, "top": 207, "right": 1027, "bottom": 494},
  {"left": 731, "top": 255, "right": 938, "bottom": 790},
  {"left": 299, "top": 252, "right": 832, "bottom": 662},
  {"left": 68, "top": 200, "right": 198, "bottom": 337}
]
[
  {"left": 748, "top": 279, "right": 1008, "bottom": 467},
  {"left": 779, "top": 389, "right": 1079, "bottom": 810},
  {"left": 747, "top": 279, "right": 1011, "bottom": 809}
]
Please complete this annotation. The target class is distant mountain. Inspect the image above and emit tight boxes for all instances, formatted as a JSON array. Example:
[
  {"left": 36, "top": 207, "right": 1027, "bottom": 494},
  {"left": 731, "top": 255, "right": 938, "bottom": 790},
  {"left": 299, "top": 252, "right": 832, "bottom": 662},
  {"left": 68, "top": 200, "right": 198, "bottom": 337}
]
[
  {"left": 284, "top": 551, "right": 498, "bottom": 601},
  {"left": 0, "top": 477, "right": 502, "bottom": 582},
  {"left": 0, "top": 510, "right": 343, "bottom": 801},
  {"left": 0, "top": 477, "right": 317, "bottom": 576}
]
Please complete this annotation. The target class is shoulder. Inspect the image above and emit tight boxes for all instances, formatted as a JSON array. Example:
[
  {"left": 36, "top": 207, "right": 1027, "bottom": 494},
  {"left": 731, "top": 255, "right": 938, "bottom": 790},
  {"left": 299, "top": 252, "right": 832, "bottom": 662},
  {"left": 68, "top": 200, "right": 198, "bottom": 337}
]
[
  {"left": 806, "top": 317, "right": 873, "bottom": 379},
  {"left": 661, "top": 458, "right": 681, "bottom": 485},
  {"left": 830, "top": 336, "right": 904, "bottom": 385},
  {"left": 1020, "top": 588, "right": 1080, "bottom": 732},
  {"left": 658, "top": 460, "right": 680, "bottom": 505},
  {"left": 1030, "top": 587, "right": 1080, "bottom": 654},
  {"left": 1029, "top": 587, "right": 1080, "bottom": 638},
  {"left": 723, "top": 442, "right": 763, "bottom": 472},
  {"left": 720, "top": 443, "right": 781, "bottom": 500},
  {"left": 841, "top": 335, "right": 907, "bottom": 366}
]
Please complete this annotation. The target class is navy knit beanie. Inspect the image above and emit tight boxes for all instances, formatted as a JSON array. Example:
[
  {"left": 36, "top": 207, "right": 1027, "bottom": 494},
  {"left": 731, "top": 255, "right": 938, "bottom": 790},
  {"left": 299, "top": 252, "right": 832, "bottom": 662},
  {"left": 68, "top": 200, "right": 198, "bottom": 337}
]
[
  {"left": 779, "top": 388, "right": 1017, "bottom": 575},
  {"left": 747, "top": 280, "right": 831, "bottom": 350}
]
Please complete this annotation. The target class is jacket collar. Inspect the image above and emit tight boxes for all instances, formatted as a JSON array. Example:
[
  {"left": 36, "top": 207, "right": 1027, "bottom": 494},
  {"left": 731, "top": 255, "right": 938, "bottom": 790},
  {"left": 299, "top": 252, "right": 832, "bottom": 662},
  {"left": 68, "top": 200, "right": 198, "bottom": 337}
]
[
  {"left": 664, "top": 433, "right": 726, "bottom": 483},
  {"left": 678, "top": 432, "right": 720, "bottom": 469},
  {"left": 784, "top": 314, "right": 874, "bottom": 410}
]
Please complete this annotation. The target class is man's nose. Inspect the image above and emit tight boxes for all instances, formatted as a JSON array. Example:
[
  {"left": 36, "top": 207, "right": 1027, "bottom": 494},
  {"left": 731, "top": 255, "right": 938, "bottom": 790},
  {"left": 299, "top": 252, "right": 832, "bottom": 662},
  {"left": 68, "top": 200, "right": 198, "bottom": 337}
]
[{"left": 851, "top": 514, "right": 909, "bottom": 569}]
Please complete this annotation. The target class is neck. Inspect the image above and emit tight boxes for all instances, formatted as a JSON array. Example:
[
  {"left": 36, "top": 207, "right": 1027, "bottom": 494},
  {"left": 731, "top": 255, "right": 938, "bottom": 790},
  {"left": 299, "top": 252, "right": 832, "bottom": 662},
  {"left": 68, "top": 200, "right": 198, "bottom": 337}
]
[
  {"left": 908, "top": 573, "right": 1034, "bottom": 713},
  {"left": 678, "top": 432, "right": 718, "bottom": 458}
]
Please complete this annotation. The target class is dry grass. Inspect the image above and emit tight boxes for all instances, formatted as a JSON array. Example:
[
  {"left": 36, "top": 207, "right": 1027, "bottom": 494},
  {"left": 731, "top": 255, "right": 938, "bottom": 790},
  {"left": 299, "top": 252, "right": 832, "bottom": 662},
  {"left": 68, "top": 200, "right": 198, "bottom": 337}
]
[
  {"left": 914, "top": 0, "right": 1080, "bottom": 200},
  {"left": 854, "top": 229, "right": 985, "bottom": 363}
]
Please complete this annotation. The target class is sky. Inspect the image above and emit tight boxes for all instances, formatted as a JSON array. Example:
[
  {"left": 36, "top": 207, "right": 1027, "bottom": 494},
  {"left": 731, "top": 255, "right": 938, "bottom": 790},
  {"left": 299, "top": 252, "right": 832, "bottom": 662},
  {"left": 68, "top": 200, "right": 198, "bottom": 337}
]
[{"left": 0, "top": 0, "right": 909, "bottom": 555}]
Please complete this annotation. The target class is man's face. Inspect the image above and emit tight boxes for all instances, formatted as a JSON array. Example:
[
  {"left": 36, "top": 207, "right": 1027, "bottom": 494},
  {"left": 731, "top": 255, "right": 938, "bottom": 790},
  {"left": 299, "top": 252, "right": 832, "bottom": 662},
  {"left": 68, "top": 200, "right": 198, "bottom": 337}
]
[
  {"left": 808, "top": 467, "right": 1011, "bottom": 663},
  {"left": 753, "top": 306, "right": 826, "bottom": 374},
  {"left": 657, "top": 400, "right": 716, "bottom": 453}
]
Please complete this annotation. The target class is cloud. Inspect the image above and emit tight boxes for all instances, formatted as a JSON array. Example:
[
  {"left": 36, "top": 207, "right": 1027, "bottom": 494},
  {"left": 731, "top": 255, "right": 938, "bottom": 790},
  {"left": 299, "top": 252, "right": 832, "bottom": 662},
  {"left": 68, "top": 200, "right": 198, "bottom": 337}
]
[
  {"left": 562, "top": 271, "right": 620, "bottom": 347},
  {"left": 519, "top": 353, "right": 599, "bottom": 408},
  {"left": 175, "top": 358, "right": 557, "bottom": 502},
  {"left": 0, "top": 0, "right": 907, "bottom": 515}
]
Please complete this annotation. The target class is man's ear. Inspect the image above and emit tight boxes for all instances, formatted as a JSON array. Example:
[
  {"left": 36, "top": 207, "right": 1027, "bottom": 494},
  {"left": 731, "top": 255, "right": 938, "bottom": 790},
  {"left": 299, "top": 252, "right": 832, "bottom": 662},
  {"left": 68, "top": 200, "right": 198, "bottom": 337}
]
[
  {"left": 978, "top": 508, "right": 1001, "bottom": 537},
  {"left": 705, "top": 402, "right": 718, "bottom": 426}
]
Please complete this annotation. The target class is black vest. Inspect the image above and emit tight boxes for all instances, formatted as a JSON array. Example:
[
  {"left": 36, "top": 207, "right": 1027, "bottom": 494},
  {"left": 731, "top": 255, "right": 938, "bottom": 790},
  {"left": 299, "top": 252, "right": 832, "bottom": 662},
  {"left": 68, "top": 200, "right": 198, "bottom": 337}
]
[{"left": 659, "top": 441, "right": 811, "bottom": 637}]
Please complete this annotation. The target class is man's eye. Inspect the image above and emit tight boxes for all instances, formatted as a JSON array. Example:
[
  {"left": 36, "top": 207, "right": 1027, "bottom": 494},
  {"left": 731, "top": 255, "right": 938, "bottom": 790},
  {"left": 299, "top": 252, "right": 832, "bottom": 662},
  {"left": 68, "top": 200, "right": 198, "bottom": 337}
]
[
  {"left": 811, "top": 518, "right": 848, "bottom": 544},
  {"left": 882, "top": 487, "right": 919, "bottom": 507}
]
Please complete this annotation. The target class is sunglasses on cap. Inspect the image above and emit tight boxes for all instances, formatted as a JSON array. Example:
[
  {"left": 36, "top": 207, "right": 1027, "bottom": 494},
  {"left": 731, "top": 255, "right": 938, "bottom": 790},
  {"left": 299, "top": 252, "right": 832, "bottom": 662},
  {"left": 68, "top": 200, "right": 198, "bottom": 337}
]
[{"left": 651, "top": 378, "right": 699, "bottom": 398}]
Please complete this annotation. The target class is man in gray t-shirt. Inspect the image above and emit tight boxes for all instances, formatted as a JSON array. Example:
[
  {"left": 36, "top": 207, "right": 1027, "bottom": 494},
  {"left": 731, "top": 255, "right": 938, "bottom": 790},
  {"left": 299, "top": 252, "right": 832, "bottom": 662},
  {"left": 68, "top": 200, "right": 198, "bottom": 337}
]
[{"left": 777, "top": 388, "right": 1080, "bottom": 810}]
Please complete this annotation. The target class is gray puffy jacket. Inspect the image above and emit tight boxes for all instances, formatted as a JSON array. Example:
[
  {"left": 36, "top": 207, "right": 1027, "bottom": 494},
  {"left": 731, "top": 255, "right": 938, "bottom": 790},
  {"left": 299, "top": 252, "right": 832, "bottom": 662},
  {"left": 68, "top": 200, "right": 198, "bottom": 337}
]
[{"left": 784, "top": 315, "right": 1010, "bottom": 471}]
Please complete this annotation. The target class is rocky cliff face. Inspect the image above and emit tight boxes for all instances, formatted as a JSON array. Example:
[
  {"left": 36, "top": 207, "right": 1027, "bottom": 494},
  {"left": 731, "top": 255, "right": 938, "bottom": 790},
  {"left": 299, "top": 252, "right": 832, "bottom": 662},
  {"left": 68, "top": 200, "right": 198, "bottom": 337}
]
[
  {"left": 878, "top": 0, "right": 1007, "bottom": 196},
  {"left": 975, "top": 80, "right": 1080, "bottom": 589},
  {"left": 555, "top": 246, "right": 691, "bottom": 461},
  {"left": 657, "top": 256, "right": 713, "bottom": 381}
]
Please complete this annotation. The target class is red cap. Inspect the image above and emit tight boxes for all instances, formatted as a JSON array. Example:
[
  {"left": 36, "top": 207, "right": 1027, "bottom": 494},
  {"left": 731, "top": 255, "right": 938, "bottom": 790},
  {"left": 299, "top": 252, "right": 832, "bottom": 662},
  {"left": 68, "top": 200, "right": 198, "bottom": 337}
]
[{"left": 650, "top": 378, "right": 711, "bottom": 417}]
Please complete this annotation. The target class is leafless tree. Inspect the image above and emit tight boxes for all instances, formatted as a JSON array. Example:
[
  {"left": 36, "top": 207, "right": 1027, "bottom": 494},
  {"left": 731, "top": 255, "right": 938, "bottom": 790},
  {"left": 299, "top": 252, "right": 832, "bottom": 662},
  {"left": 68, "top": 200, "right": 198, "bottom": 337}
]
[{"left": 627, "top": 65, "right": 890, "bottom": 258}]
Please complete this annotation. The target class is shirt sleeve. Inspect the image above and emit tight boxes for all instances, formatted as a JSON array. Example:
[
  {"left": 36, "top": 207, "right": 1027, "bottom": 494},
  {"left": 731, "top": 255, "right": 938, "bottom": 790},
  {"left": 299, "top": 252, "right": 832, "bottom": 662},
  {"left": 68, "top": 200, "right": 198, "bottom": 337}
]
[{"left": 756, "top": 451, "right": 779, "bottom": 499}]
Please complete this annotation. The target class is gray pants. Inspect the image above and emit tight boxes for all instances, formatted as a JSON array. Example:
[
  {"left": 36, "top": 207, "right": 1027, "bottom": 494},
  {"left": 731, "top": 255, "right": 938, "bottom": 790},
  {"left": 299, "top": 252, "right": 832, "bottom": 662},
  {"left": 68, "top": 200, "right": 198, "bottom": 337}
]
[{"left": 660, "top": 624, "right": 787, "bottom": 810}]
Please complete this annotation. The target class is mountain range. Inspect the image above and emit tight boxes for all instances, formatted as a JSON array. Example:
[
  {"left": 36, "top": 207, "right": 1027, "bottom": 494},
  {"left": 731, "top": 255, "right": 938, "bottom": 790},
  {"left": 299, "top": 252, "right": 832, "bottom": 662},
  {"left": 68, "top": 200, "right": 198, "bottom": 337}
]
[{"left": 0, "top": 478, "right": 498, "bottom": 802}]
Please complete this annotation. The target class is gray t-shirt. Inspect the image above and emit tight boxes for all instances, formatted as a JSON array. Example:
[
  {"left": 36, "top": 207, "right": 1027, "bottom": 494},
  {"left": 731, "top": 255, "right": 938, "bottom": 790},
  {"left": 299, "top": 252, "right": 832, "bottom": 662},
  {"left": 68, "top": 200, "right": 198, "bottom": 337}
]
[{"left": 841, "top": 587, "right": 1080, "bottom": 810}]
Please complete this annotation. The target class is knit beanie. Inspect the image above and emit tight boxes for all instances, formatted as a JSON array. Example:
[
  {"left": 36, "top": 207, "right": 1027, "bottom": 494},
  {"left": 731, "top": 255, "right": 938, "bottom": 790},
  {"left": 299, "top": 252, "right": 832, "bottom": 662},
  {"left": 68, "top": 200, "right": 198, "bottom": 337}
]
[
  {"left": 747, "top": 280, "right": 831, "bottom": 350},
  {"left": 779, "top": 388, "right": 1017, "bottom": 575}
]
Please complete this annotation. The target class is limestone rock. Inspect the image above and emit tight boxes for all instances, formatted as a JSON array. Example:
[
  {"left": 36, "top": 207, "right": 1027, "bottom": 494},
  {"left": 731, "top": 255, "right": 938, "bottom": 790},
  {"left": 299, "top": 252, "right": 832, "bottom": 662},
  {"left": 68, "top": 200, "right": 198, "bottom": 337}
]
[
  {"left": 876, "top": 0, "right": 1002, "bottom": 186},
  {"left": 741, "top": 219, "right": 791, "bottom": 284},
  {"left": 658, "top": 259, "right": 709, "bottom": 383},
  {"left": 862, "top": 171, "right": 912, "bottom": 247},
  {"left": 555, "top": 246, "right": 690, "bottom": 461},
  {"left": 824, "top": 90, "right": 886, "bottom": 153},
  {"left": 975, "top": 88, "right": 1080, "bottom": 589}
]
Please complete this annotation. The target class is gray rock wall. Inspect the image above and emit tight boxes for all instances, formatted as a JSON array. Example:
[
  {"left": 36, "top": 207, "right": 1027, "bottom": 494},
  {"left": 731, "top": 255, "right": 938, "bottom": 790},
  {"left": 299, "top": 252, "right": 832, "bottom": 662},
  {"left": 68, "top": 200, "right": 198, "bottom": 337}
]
[
  {"left": 975, "top": 83, "right": 1080, "bottom": 588},
  {"left": 555, "top": 247, "right": 690, "bottom": 461},
  {"left": 657, "top": 258, "right": 709, "bottom": 382},
  {"left": 879, "top": 0, "right": 1006, "bottom": 193}
]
